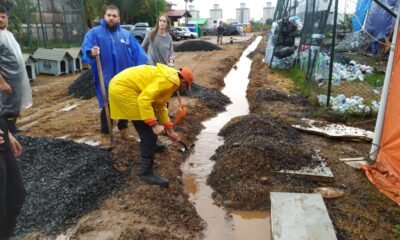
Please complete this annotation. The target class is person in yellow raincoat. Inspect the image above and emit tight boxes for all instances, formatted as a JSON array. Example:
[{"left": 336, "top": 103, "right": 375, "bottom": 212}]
[{"left": 109, "top": 63, "right": 193, "bottom": 187}]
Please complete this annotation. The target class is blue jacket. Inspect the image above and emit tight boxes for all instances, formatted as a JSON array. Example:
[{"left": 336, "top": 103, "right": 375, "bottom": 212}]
[{"left": 81, "top": 19, "right": 148, "bottom": 108}]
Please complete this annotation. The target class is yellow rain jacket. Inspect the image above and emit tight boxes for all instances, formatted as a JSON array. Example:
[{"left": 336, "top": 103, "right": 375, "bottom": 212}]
[{"left": 109, "top": 64, "right": 180, "bottom": 126}]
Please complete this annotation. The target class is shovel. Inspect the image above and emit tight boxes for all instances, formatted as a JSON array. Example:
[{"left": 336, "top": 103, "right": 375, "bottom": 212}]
[
  {"left": 174, "top": 90, "right": 187, "bottom": 125},
  {"left": 96, "top": 55, "right": 115, "bottom": 150}
]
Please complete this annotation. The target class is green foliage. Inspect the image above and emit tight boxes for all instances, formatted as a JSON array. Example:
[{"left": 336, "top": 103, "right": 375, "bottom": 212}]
[
  {"left": 273, "top": 65, "right": 315, "bottom": 98},
  {"left": 394, "top": 224, "right": 400, "bottom": 237},
  {"left": 83, "top": 0, "right": 105, "bottom": 28},
  {"left": 364, "top": 72, "right": 385, "bottom": 87},
  {"left": 6, "top": 0, "right": 35, "bottom": 36},
  {"left": 84, "top": 0, "right": 167, "bottom": 26},
  {"left": 249, "top": 20, "right": 269, "bottom": 32},
  {"left": 133, "top": 0, "right": 166, "bottom": 26},
  {"left": 338, "top": 13, "right": 353, "bottom": 31}
]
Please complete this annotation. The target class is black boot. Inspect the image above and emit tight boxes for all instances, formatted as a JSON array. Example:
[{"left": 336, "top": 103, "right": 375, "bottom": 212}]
[
  {"left": 138, "top": 157, "right": 169, "bottom": 187},
  {"left": 155, "top": 142, "right": 166, "bottom": 153}
]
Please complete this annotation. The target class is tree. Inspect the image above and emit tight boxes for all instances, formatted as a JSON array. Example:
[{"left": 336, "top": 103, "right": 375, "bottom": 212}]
[{"left": 83, "top": 0, "right": 105, "bottom": 28}]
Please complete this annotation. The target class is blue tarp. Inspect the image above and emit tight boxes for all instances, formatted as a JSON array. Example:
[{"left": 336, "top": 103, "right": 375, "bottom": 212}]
[
  {"left": 352, "top": 0, "right": 372, "bottom": 32},
  {"left": 364, "top": 0, "right": 398, "bottom": 39}
]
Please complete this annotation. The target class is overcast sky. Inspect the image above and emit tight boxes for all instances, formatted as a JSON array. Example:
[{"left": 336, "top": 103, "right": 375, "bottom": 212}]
[{"left": 168, "top": 0, "right": 356, "bottom": 21}]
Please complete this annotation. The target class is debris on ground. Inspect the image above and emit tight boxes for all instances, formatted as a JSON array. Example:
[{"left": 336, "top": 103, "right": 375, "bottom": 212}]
[
  {"left": 338, "top": 157, "right": 370, "bottom": 169},
  {"left": 175, "top": 40, "right": 222, "bottom": 52},
  {"left": 317, "top": 94, "right": 379, "bottom": 114},
  {"left": 300, "top": 50, "right": 374, "bottom": 83},
  {"left": 314, "top": 187, "right": 345, "bottom": 199},
  {"left": 68, "top": 69, "right": 96, "bottom": 100},
  {"left": 15, "top": 136, "right": 124, "bottom": 235},
  {"left": 292, "top": 118, "right": 374, "bottom": 141}
]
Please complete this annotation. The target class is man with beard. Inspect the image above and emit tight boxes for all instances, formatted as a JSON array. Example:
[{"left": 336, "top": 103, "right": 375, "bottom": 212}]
[{"left": 81, "top": 5, "right": 148, "bottom": 140}]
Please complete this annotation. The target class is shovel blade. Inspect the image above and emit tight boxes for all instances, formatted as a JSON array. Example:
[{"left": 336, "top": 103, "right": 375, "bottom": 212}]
[{"left": 174, "top": 106, "right": 187, "bottom": 125}]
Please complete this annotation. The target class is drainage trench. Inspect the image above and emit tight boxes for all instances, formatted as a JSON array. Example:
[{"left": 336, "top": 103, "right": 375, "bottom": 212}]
[{"left": 182, "top": 36, "right": 271, "bottom": 239}]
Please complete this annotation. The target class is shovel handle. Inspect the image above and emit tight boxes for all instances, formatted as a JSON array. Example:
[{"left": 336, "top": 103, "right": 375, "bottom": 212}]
[{"left": 95, "top": 55, "right": 115, "bottom": 148}]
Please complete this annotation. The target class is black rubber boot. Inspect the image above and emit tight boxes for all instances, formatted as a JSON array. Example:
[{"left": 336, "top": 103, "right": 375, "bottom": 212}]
[
  {"left": 138, "top": 158, "right": 169, "bottom": 187},
  {"left": 155, "top": 142, "right": 166, "bottom": 153}
]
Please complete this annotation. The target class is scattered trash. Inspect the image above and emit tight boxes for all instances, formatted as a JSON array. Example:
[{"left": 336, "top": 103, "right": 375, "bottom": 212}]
[
  {"left": 314, "top": 187, "right": 345, "bottom": 199},
  {"left": 58, "top": 103, "right": 79, "bottom": 112},
  {"left": 300, "top": 50, "right": 374, "bottom": 83},
  {"left": 265, "top": 17, "right": 303, "bottom": 69},
  {"left": 339, "top": 157, "right": 370, "bottom": 169},
  {"left": 317, "top": 94, "right": 379, "bottom": 114}
]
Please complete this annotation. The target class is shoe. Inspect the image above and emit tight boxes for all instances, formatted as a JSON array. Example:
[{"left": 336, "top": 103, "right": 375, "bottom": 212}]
[
  {"left": 138, "top": 157, "right": 169, "bottom": 187},
  {"left": 155, "top": 142, "right": 166, "bottom": 153},
  {"left": 139, "top": 172, "right": 169, "bottom": 187},
  {"left": 120, "top": 128, "right": 135, "bottom": 141}
]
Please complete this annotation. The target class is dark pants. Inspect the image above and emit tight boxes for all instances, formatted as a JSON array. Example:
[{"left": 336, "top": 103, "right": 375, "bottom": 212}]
[
  {"left": 0, "top": 118, "right": 26, "bottom": 239},
  {"left": 132, "top": 121, "right": 157, "bottom": 159},
  {"left": 1, "top": 114, "right": 18, "bottom": 135},
  {"left": 100, "top": 107, "right": 128, "bottom": 134}
]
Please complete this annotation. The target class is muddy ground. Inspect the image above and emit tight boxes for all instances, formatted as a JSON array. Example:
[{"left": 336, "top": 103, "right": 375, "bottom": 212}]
[
  {"left": 208, "top": 36, "right": 400, "bottom": 239},
  {"left": 17, "top": 36, "right": 253, "bottom": 239}
]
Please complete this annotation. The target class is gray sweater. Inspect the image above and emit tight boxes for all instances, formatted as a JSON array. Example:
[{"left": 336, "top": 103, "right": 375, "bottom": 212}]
[{"left": 141, "top": 31, "right": 175, "bottom": 66}]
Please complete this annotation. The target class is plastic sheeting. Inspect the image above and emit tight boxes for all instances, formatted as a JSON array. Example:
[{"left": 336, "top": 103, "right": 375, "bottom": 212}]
[
  {"left": 363, "top": 22, "right": 400, "bottom": 205},
  {"left": 365, "top": 0, "right": 398, "bottom": 40},
  {"left": 352, "top": 0, "right": 372, "bottom": 32},
  {"left": 0, "top": 30, "right": 32, "bottom": 116},
  {"left": 265, "top": 17, "right": 303, "bottom": 69}
]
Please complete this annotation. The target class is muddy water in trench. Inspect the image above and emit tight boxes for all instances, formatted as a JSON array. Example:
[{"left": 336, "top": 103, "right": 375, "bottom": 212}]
[{"left": 182, "top": 36, "right": 271, "bottom": 240}]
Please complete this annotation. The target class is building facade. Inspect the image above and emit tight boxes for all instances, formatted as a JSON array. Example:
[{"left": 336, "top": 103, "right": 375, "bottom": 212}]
[
  {"left": 188, "top": 5, "right": 200, "bottom": 19},
  {"left": 263, "top": 2, "right": 275, "bottom": 22},
  {"left": 236, "top": 3, "right": 250, "bottom": 24},
  {"left": 210, "top": 4, "right": 223, "bottom": 23}
]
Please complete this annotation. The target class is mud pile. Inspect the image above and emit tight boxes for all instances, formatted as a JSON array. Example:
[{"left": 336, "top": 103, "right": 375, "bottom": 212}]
[
  {"left": 208, "top": 114, "right": 319, "bottom": 209},
  {"left": 68, "top": 69, "right": 96, "bottom": 100},
  {"left": 247, "top": 49, "right": 264, "bottom": 59},
  {"left": 175, "top": 40, "right": 222, "bottom": 52},
  {"left": 180, "top": 83, "right": 231, "bottom": 112},
  {"left": 15, "top": 136, "right": 124, "bottom": 236}
]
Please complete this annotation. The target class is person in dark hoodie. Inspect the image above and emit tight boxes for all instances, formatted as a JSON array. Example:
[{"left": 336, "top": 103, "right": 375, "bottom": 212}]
[{"left": 0, "top": 117, "right": 25, "bottom": 240}]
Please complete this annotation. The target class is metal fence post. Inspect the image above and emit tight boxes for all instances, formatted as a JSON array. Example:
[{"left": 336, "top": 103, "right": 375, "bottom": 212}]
[{"left": 326, "top": 0, "right": 339, "bottom": 107}]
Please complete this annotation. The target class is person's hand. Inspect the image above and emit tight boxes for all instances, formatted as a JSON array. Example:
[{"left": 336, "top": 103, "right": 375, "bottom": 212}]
[
  {"left": 8, "top": 132, "right": 22, "bottom": 157},
  {"left": 152, "top": 124, "right": 165, "bottom": 135},
  {"left": 91, "top": 46, "right": 100, "bottom": 57},
  {"left": 0, "top": 81, "right": 12, "bottom": 95},
  {"left": 165, "top": 128, "right": 180, "bottom": 141},
  {"left": 0, "top": 129, "right": 4, "bottom": 145}
]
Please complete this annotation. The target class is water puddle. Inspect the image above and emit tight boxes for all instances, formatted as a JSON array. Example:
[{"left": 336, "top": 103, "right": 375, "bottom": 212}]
[{"left": 182, "top": 36, "right": 271, "bottom": 239}]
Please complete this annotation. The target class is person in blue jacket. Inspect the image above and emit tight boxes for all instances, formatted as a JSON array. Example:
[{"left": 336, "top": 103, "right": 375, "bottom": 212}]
[{"left": 81, "top": 5, "right": 148, "bottom": 140}]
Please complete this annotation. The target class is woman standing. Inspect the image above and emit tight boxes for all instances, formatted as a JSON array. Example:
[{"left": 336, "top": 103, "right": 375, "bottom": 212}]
[
  {"left": 142, "top": 14, "right": 176, "bottom": 152},
  {"left": 142, "top": 14, "right": 175, "bottom": 67}
]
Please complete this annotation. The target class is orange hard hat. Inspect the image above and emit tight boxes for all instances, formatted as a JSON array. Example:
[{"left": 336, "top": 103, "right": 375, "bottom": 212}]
[{"left": 179, "top": 68, "right": 193, "bottom": 85}]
